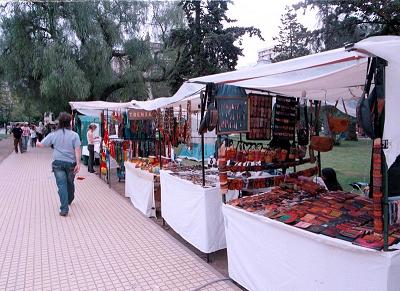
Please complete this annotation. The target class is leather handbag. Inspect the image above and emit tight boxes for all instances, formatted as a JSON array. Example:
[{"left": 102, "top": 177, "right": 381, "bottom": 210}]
[
  {"left": 309, "top": 136, "right": 334, "bottom": 152},
  {"left": 328, "top": 114, "right": 349, "bottom": 133},
  {"left": 198, "top": 104, "right": 218, "bottom": 134}
]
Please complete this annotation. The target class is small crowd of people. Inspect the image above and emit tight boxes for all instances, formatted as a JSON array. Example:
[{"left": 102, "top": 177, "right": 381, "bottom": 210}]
[{"left": 10, "top": 122, "right": 57, "bottom": 153}]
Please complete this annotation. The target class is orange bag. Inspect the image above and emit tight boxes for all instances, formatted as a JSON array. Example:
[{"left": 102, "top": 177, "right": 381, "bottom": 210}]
[
  {"left": 328, "top": 115, "right": 349, "bottom": 133},
  {"left": 309, "top": 136, "right": 334, "bottom": 152}
]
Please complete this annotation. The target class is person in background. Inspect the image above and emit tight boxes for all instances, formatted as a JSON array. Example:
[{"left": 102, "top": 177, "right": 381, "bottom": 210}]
[
  {"left": 21, "top": 122, "right": 30, "bottom": 152},
  {"left": 322, "top": 168, "right": 343, "bottom": 191},
  {"left": 11, "top": 123, "right": 23, "bottom": 153},
  {"left": 30, "top": 125, "right": 37, "bottom": 147},
  {"left": 36, "top": 112, "right": 81, "bottom": 217},
  {"left": 37, "top": 122, "right": 44, "bottom": 142},
  {"left": 45, "top": 124, "right": 51, "bottom": 137},
  {"left": 87, "top": 124, "right": 100, "bottom": 173}
]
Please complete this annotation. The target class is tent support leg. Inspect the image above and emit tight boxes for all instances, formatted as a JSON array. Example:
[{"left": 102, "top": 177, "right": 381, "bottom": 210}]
[{"left": 200, "top": 90, "right": 206, "bottom": 187}]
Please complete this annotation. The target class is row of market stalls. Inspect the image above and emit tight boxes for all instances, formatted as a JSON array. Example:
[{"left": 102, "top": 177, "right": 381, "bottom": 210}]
[{"left": 70, "top": 36, "right": 400, "bottom": 291}]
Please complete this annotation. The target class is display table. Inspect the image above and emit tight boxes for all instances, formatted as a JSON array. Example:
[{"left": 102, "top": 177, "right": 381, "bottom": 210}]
[
  {"left": 160, "top": 170, "right": 238, "bottom": 254},
  {"left": 124, "top": 162, "right": 158, "bottom": 217},
  {"left": 222, "top": 203, "right": 400, "bottom": 291}
]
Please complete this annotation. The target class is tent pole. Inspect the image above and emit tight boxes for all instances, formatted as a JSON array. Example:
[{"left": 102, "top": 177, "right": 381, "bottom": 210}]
[
  {"left": 107, "top": 108, "right": 111, "bottom": 188},
  {"left": 100, "top": 110, "right": 103, "bottom": 179},
  {"left": 314, "top": 100, "right": 322, "bottom": 176},
  {"left": 379, "top": 58, "right": 389, "bottom": 251},
  {"left": 200, "top": 90, "right": 206, "bottom": 187}
]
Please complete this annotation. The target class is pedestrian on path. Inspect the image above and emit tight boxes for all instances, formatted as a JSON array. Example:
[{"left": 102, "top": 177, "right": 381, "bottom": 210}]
[
  {"left": 21, "top": 122, "right": 30, "bottom": 152},
  {"left": 87, "top": 124, "right": 100, "bottom": 173},
  {"left": 11, "top": 123, "right": 23, "bottom": 153},
  {"left": 30, "top": 125, "right": 37, "bottom": 147},
  {"left": 36, "top": 122, "right": 44, "bottom": 142},
  {"left": 37, "top": 112, "right": 81, "bottom": 217}
]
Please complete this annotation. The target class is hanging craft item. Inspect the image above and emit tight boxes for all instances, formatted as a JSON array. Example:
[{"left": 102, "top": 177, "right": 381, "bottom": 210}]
[
  {"left": 273, "top": 96, "right": 297, "bottom": 140},
  {"left": 216, "top": 85, "right": 249, "bottom": 135},
  {"left": 218, "top": 144, "right": 228, "bottom": 194},
  {"left": 297, "top": 101, "right": 309, "bottom": 146},
  {"left": 309, "top": 136, "right": 334, "bottom": 152},
  {"left": 186, "top": 101, "right": 192, "bottom": 146},
  {"left": 328, "top": 99, "right": 349, "bottom": 134},
  {"left": 372, "top": 139, "right": 383, "bottom": 234},
  {"left": 247, "top": 94, "right": 273, "bottom": 140},
  {"left": 100, "top": 151, "right": 107, "bottom": 175}
]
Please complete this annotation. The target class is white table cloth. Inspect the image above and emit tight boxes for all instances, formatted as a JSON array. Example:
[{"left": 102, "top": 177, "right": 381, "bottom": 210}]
[
  {"left": 222, "top": 204, "right": 400, "bottom": 291},
  {"left": 160, "top": 170, "right": 238, "bottom": 254},
  {"left": 124, "top": 162, "right": 156, "bottom": 217}
]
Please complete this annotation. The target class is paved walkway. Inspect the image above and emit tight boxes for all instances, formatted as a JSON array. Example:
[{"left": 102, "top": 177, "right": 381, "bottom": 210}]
[{"left": 0, "top": 149, "right": 237, "bottom": 291}]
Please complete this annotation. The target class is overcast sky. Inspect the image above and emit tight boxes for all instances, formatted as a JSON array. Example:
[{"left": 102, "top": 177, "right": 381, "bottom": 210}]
[{"left": 227, "top": 0, "right": 318, "bottom": 67}]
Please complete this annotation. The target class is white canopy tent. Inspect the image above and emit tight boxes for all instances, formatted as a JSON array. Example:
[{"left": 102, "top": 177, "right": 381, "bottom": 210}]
[
  {"left": 69, "top": 100, "right": 136, "bottom": 117},
  {"left": 172, "top": 36, "right": 400, "bottom": 168}
]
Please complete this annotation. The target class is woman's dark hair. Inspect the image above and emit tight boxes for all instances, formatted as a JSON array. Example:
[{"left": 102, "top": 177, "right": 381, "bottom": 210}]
[
  {"left": 88, "top": 124, "right": 97, "bottom": 130},
  {"left": 322, "top": 168, "right": 343, "bottom": 191},
  {"left": 58, "top": 112, "right": 72, "bottom": 130}
]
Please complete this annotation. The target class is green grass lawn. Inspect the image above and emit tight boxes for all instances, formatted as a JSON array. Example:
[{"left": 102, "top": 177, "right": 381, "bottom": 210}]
[{"left": 318, "top": 139, "right": 372, "bottom": 191}]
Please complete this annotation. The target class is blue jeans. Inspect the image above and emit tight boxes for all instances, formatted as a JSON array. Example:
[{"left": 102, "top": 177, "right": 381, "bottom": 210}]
[
  {"left": 21, "top": 136, "right": 29, "bottom": 152},
  {"left": 52, "top": 160, "right": 76, "bottom": 213}
]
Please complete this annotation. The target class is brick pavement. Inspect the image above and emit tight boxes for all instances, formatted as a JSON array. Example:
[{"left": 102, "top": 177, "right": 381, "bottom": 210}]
[{"left": 0, "top": 149, "right": 238, "bottom": 291}]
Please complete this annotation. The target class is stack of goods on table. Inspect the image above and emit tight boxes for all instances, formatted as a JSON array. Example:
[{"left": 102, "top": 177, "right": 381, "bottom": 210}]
[
  {"left": 225, "top": 145, "right": 308, "bottom": 172},
  {"left": 167, "top": 164, "right": 219, "bottom": 188},
  {"left": 219, "top": 144, "right": 312, "bottom": 194},
  {"left": 229, "top": 177, "right": 400, "bottom": 250},
  {"left": 131, "top": 156, "right": 163, "bottom": 174}
]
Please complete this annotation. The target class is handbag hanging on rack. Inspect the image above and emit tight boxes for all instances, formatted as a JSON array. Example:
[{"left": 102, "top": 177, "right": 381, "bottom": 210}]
[
  {"left": 297, "top": 100, "right": 309, "bottom": 146},
  {"left": 309, "top": 101, "right": 334, "bottom": 152},
  {"left": 327, "top": 99, "right": 349, "bottom": 134}
]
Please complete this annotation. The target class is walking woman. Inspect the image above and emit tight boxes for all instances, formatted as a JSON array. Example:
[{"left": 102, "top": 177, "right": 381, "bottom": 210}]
[
  {"left": 37, "top": 112, "right": 81, "bottom": 217},
  {"left": 30, "top": 125, "right": 37, "bottom": 147},
  {"left": 87, "top": 124, "right": 99, "bottom": 173}
]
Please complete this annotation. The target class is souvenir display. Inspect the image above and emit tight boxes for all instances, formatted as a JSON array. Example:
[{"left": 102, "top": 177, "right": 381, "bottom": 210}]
[
  {"left": 247, "top": 94, "right": 272, "bottom": 140},
  {"left": 186, "top": 101, "right": 192, "bottom": 146},
  {"left": 166, "top": 164, "right": 219, "bottom": 188},
  {"left": 222, "top": 145, "right": 311, "bottom": 173},
  {"left": 109, "top": 140, "right": 130, "bottom": 180},
  {"left": 218, "top": 145, "right": 229, "bottom": 194},
  {"left": 389, "top": 200, "right": 400, "bottom": 225},
  {"left": 130, "top": 157, "right": 162, "bottom": 174},
  {"left": 297, "top": 102, "right": 309, "bottom": 146},
  {"left": 216, "top": 98, "right": 249, "bottom": 134},
  {"left": 273, "top": 97, "right": 298, "bottom": 140},
  {"left": 228, "top": 178, "right": 400, "bottom": 250},
  {"left": 372, "top": 139, "right": 383, "bottom": 233}
]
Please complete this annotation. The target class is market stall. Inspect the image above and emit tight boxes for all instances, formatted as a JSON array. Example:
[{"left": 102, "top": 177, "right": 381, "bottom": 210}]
[
  {"left": 160, "top": 164, "right": 239, "bottom": 254},
  {"left": 222, "top": 203, "right": 400, "bottom": 291},
  {"left": 124, "top": 161, "right": 159, "bottom": 217},
  {"left": 172, "top": 36, "right": 400, "bottom": 289}
]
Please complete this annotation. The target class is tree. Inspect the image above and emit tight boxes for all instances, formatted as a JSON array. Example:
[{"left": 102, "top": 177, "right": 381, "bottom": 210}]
[
  {"left": 272, "top": 6, "right": 311, "bottom": 62},
  {"left": 294, "top": 0, "right": 400, "bottom": 51},
  {"left": 292, "top": 0, "right": 400, "bottom": 140},
  {"left": 0, "top": 1, "right": 185, "bottom": 116},
  {"left": 0, "top": 82, "right": 13, "bottom": 123},
  {"left": 167, "top": 0, "right": 263, "bottom": 93}
]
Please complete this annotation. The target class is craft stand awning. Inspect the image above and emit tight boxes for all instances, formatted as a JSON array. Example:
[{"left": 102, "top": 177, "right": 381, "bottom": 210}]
[{"left": 174, "top": 36, "right": 400, "bottom": 169}]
